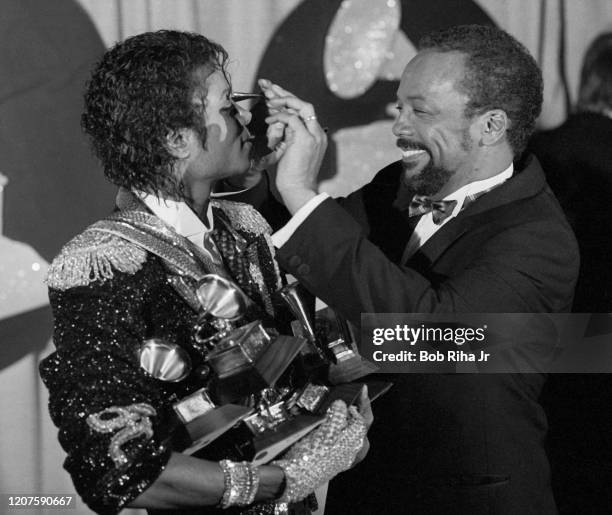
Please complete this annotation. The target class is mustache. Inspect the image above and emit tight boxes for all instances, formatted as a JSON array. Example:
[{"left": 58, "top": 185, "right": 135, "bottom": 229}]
[{"left": 396, "top": 138, "right": 427, "bottom": 151}]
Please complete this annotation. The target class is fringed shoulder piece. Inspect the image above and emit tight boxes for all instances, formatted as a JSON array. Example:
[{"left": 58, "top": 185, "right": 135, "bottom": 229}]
[
  {"left": 211, "top": 199, "right": 272, "bottom": 236},
  {"left": 47, "top": 228, "right": 147, "bottom": 291}
]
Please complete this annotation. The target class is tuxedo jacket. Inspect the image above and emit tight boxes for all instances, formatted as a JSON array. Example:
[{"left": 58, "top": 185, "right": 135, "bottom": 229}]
[{"left": 277, "top": 156, "right": 579, "bottom": 514}]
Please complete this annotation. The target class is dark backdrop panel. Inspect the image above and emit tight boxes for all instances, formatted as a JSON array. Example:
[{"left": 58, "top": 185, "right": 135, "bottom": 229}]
[
  {"left": 0, "top": 0, "right": 113, "bottom": 367},
  {"left": 0, "top": 0, "right": 116, "bottom": 262}
]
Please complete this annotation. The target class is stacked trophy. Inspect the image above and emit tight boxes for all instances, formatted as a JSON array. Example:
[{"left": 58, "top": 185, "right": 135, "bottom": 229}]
[{"left": 138, "top": 273, "right": 382, "bottom": 465}]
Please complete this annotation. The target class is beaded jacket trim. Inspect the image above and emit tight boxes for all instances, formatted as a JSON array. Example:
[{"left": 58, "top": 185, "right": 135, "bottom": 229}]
[
  {"left": 213, "top": 199, "right": 282, "bottom": 290},
  {"left": 47, "top": 198, "right": 280, "bottom": 293},
  {"left": 211, "top": 199, "right": 272, "bottom": 235},
  {"left": 46, "top": 231, "right": 147, "bottom": 291}
]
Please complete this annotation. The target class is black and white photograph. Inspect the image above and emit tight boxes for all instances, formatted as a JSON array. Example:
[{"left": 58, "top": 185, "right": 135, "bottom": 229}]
[{"left": 1, "top": 1, "right": 611, "bottom": 514}]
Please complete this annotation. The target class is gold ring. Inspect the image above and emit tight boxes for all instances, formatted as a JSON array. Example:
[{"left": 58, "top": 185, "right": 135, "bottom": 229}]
[{"left": 303, "top": 115, "right": 317, "bottom": 122}]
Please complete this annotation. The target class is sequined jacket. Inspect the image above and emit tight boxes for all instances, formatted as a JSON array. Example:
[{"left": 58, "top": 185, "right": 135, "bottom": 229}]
[{"left": 39, "top": 196, "right": 287, "bottom": 514}]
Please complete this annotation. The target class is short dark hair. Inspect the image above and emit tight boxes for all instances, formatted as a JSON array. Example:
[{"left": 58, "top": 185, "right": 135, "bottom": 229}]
[
  {"left": 577, "top": 32, "right": 612, "bottom": 113},
  {"left": 82, "top": 30, "right": 228, "bottom": 197},
  {"left": 419, "top": 25, "right": 543, "bottom": 157}
]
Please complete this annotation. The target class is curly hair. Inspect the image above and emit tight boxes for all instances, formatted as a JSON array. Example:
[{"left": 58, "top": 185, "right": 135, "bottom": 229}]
[
  {"left": 577, "top": 32, "right": 612, "bottom": 113},
  {"left": 82, "top": 30, "right": 228, "bottom": 197},
  {"left": 419, "top": 25, "right": 543, "bottom": 157}
]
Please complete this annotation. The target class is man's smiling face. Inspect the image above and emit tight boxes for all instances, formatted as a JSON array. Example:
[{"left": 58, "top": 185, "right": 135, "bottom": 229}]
[{"left": 392, "top": 50, "right": 478, "bottom": 197}]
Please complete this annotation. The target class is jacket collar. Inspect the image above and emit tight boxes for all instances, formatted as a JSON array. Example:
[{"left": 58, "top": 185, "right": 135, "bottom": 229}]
[
  {"left": 405, "top": 155, "right": 547, "bottom": 266},
  {"left": 456, "top": 154, "right": 545, "bottom": 218}
]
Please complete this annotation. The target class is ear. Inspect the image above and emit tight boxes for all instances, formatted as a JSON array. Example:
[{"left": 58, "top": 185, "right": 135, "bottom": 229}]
[
  {"left": 479, "top": 109, "right": 508, "bottom": 146},
  {"left": 164, "top": 128, "right": 193, "bottom": 159}
]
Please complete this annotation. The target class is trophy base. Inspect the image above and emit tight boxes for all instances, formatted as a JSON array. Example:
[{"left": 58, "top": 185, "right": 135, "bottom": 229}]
[
  {"left": 179, "top": 382, "right": 393, "bottom": 462},
  {"left": 188, "top": 412, "right": 325, "bottom": 464},
  {"left": 246, "top": 382, "right": 392, "bottom": 464},
  {"left": 181, "top": 404, "right": 253, "bottom": 455}
]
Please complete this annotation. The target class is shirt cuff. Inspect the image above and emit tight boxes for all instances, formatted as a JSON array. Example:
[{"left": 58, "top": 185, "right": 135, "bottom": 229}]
[{"left": 271, "top": 193, "right": 330, "bottom": 248}]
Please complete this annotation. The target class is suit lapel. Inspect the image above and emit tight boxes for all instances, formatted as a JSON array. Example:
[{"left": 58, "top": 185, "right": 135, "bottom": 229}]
[
  {"left": 405, "top": 219, "right": 469, "bottom": 268},
  {"left": 359, "top": 162, "right": 412, "bottom": 263}
]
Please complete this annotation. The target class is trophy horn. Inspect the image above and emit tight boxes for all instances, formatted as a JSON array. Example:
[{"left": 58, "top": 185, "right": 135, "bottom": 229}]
[
  {"left": 277, "top": 282, "right": 330, "bottom": 363},
  {"left": 138, "top": 338, "right": 192, "bottom": 382},
  {"left": 277, "top": 282, "right": 317, "bottom": 343},
  {"left": 196, "top": 274, "right": 250, "bottom": 321},
  {"left": 193, "top": 274, "right": 251, "bottom": 347}
]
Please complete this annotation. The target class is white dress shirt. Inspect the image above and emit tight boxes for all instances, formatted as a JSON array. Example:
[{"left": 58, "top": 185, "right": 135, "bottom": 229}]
[{"left": 137, "top": 192, "right": 214, "bottom": 252}]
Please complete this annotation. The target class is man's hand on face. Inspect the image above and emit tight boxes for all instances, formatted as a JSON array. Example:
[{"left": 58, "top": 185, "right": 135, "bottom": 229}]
[{"left": 258, "top": 78, "right": 328, "bottom": 214}]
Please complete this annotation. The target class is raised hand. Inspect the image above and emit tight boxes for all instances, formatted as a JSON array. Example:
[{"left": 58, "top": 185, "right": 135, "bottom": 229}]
[{"left": 258, "top": 79, "right": 328, "bottom": 214}]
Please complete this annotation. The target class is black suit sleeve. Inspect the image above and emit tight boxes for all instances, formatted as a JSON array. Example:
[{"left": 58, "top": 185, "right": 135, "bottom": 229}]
[{"left": 276, "top": 198, "right": 577, "bottom": 325}]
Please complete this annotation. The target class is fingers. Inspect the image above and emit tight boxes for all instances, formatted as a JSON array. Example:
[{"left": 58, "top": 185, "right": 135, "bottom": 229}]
[
  {"left": 265, "top": 113, "right": 307, "bottom": 148},
  {"left": 347, "top": 404, "right": 366, "bottom": 425},
  {"left": 267, "top": 96, "right": 315, "bottom": 119},
  {"left": 315, "top": 400, "right": 349, "bottom": 447},
  {"left": 352, "top": 436, "right": 370, "bottom": 466},
  {"left": 258, "top": 78, "right": 295, "bottom": 99},
  {"left": 346, "top": 405, "right": 367, "bottom": 447},
  {"left": 265, "top": 112, "right": 326, "bottom": 144},
  {"left": 268, "top": 140, "right": 288, "bottom": 165},
  {"left": 259, "top": 78, "right": 316, "bottom": 120},
  {"left": 281, "top": 400, "right": 349, "bottom": 461},
  {"left": 259, "top": 79, "right": 326, "bottom": 203},
  {"left": 266, "top": 121, "right": 285, "bottom": 148},
  {"left": 357, "top": 385, "right": 374, "bottom": 430},
  {"left": 332, "top": 406, "right": 367, "bottom": 471},
  {"left": 265, "top": 111, "right": 307, "bottom": 133},
  {"left": 259, "top": 78, "right": 325, "bottom": 144},
  {"left": 258, "top": 78, "right": 298, "bottom": 116},
  {"left": 252, "top": 121, "right": 286, "bottom": 169}
]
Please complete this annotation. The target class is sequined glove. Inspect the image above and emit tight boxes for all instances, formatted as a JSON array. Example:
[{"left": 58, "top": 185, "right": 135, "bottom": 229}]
[{"left": 272, "top": 400, "right": 366, "bottom": 503}]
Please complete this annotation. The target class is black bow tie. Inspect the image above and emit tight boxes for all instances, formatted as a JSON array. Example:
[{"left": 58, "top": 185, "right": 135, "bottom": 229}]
[{"left": 407, "top": 195, "right": 458, "bottom": 225}]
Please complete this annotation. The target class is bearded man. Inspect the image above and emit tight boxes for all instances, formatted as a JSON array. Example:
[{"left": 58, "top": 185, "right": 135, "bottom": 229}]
[{"left": 258, "top": 24, "right": 579, "bottom": 514}]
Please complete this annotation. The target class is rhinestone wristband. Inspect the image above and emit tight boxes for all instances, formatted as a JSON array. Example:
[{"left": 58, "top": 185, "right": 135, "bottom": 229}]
[{"left": 219, "top": 460, "right": 260, "bottom": 508}]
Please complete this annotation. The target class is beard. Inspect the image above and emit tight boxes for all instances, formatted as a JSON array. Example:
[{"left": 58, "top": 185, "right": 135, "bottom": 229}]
[
  {"left": 397, "top": 130, "right": 472, "bottom": 197},
  {"left": 401, "top": 158, "right": 456, "bottom": 197}
]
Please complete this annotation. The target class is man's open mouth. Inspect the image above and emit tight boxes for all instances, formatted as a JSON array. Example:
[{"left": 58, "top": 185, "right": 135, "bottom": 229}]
[
  {"left": 400, "top": 148, "right": 428, "bottom": 160},
  {"left": 397, "top": 143, "right": 428, "bottom": 161}
]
